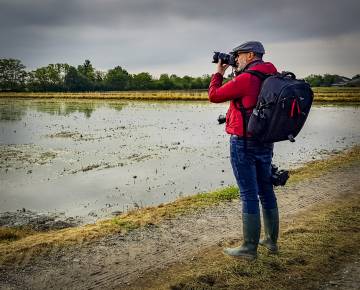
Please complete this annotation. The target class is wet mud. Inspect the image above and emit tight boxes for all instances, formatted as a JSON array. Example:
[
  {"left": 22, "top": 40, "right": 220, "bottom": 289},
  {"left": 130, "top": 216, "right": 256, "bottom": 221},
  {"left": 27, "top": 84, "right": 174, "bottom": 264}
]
[{"left": 0, "top": 209, "right": 80, "bottom": 231}]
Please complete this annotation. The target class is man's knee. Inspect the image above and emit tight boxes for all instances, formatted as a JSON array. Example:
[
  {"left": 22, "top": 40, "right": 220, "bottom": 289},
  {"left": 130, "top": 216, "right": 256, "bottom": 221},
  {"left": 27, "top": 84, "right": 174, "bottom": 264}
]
[{"left": 258, "top": 191, "right": 277, "bottom": 209}]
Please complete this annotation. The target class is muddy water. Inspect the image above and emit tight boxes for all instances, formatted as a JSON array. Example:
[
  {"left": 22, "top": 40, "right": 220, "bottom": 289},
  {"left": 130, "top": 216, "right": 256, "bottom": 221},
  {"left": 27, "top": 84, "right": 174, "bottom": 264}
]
[{"left": 0, "top": 98, "right": 359, "bottom": 223}]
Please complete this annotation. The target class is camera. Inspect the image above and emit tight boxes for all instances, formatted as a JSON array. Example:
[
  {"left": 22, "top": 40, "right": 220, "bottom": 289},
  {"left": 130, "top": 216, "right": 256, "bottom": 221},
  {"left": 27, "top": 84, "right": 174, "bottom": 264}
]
[
  {"left": 212, "top": 52, "right": 236, "bottom": 67},
  {"left": 218, "top": 114, "right": 226, "bottom": 124},
  {"left": 271, "top": 164, "right": 289, "bottom": 186}
]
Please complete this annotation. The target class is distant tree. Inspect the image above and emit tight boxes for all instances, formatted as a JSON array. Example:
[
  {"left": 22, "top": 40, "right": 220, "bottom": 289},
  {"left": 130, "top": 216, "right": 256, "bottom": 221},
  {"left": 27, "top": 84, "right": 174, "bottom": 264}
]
[
  {"left": 305, "top": 74, "right": 351, "bottom": 86},
  {"left": 190, "top": 77, "right": 204, "bottom": 89},
  {"left": 169, "top": 74, "right": 184, "bottom": 89},
  {"left": 322, "top": 74, "right": 337, "bottom": 86},
  {"left": 94, "top": 70, "right": 106, "bottom": 90},
  {"left": 201, "top": 74, "right": 211, "bottom": 88},
  {"left": 181, "top": 76, "right": 192, "bottom": 90},
  {"left": 19, "top": 57, "right": 360, "bottom": 91},
  {"left": 28, "top": 63, "right": 70, "bottom": 91},
  {"left": 304, "top": 74, "right": 324, "bottom": 87},
  {"left": 64, "top": 66, "right": 93, "bottom": 91},
  {"left": 104, "top": 66, "right": 131, "bottom": 90},
  {"left": 131, "top": 72, "right": 152, "bottom": 90},
  {"left": 0, "top": 58, "right": 27, "bottom": 91},
  {"left": 158, "top": 74, "right": 172, "bottom": 90},
  {"left": 77, "top": 60, "right": 95, "bottom": 81}
]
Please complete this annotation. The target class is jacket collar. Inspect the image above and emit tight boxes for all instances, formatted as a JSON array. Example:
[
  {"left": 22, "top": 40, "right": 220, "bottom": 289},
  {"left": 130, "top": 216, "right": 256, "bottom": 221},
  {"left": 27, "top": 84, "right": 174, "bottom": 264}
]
[
  {"left": 245, "top": 59, "right": 264, "bottom": 70},
  {"left": 235, "top": 59, "right": 264, "bottom": 76},
  {"left": 243, "top": 59, "right": 264, "bottom": 71}
]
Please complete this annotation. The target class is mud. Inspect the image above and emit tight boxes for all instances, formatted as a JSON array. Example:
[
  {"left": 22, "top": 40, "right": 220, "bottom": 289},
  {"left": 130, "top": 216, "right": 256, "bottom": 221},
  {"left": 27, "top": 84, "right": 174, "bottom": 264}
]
[
  {"left": 320, "top": 256, "right": 360, "bottom": 290},
  {"left": 0, "top": 209, "right": 80, "bottom": 231},
  {"left": 0, "top": 144, "right": 57, "bottom": 171}
]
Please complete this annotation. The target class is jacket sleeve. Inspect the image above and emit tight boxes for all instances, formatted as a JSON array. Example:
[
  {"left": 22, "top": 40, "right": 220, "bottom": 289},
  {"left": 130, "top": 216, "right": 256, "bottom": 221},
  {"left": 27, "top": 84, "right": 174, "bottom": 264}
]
[{"left": 208, "top": 72, "right": 248, "bottom": 103}]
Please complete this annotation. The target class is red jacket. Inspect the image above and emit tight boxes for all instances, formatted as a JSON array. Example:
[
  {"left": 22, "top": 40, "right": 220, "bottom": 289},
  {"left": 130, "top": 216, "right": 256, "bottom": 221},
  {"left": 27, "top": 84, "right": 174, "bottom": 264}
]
[{"left": 208, "top": 61, "right": 277, "bottom": 136}]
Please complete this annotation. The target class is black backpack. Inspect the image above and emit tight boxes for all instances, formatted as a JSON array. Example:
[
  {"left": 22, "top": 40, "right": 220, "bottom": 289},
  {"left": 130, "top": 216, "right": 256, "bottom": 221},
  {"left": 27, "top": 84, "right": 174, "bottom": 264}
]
[{"left": 236, "top": 70, "right": 313, "bottom": 143}]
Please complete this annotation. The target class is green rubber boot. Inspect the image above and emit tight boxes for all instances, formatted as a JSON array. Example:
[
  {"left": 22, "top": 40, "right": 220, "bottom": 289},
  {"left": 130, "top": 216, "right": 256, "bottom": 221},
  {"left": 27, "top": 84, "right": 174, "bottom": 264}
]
[
  {"left": 259, "top": 207, "right": 279, "bottom": 254},
  {"left": 223, "top": 212, "right": 261, "bottom": 260}
]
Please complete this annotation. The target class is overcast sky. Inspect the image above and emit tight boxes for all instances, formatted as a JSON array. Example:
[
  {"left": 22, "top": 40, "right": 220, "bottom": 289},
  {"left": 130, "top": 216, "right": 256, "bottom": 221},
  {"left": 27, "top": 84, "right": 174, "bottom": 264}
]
[{"left": 1, "top": 0, "right": 359, "bottom": 78}]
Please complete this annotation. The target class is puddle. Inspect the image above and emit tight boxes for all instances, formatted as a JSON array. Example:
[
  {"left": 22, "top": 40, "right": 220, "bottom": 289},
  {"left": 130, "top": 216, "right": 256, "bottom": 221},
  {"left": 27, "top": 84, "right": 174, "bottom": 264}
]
[{"left": 0, "top": 98, "right": 359, "bottom": 223}]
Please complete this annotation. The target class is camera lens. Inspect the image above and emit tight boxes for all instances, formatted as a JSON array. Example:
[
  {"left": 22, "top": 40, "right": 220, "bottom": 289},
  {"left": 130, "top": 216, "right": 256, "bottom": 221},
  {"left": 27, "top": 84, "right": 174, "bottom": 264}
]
[
  {"left": 212, "top": 52, "right": 220, "bottom": 63},
  {"left": 212, "top": 51, "right": 236, "bottom": 67}
]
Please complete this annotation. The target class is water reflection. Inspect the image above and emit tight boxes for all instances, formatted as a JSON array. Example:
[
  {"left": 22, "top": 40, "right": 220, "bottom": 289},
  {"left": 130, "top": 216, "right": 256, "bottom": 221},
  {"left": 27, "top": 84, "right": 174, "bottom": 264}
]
[
  {"left": 0, "top": 98, "right": 359, "bottom": 222},
  {"left": 0, "top": 102, "right": 27, "bottom": 121},
  {"left": 0, "top": 98, "right": 126, "bottom": 119}
]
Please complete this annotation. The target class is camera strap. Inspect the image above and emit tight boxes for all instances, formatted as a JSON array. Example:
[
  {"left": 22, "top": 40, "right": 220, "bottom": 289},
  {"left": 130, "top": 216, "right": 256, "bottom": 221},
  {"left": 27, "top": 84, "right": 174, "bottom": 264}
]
[{"left": 234, "top": 100, "right": 252, "bottom": 151}]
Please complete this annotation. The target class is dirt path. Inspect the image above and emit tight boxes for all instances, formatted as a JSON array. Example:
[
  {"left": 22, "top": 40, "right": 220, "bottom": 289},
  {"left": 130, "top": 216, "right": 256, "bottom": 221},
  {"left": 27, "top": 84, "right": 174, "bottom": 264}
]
[
  {"left": 1, "top": 161, "right": 359, "bottom": 290},
  {"left": 320, "top": 256, "right": 360, "bottom": 290}
]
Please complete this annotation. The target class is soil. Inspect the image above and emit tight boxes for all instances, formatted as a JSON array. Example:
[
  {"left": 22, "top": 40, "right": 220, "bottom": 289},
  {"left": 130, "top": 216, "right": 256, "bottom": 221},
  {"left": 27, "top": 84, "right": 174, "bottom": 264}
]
[
  {"left": 0, "top": 162, "right": 359, "bottom": 290},
  {"left": 0, "top": 144, "right": 58, "bottom": 171},
  {"left": 320, "top": 256, "right": 360, "bottom": 290},
  {"left": 0, "top": 209, "right": 80, "bottom": 231}
]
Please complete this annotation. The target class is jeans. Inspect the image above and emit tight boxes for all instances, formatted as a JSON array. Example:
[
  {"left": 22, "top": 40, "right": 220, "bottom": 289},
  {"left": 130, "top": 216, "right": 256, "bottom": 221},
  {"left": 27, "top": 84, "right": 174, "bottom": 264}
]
[{"left": 230, "top": 135, "right": 277, "bottom": 214}]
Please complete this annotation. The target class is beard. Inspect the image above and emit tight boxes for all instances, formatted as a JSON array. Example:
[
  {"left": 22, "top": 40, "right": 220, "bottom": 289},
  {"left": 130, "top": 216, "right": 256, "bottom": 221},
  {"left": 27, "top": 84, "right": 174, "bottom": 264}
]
[{"left": 236, "top": 59, "right": 247, "bottom": 72}]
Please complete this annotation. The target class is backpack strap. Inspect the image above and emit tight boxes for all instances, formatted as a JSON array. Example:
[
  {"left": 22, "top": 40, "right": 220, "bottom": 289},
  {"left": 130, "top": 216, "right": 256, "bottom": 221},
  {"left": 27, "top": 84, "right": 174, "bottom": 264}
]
[
  {"left": 235, "top": 70, "right": 271, "bottom": 113},
  {"left": 234, "top": 70, "right": 271, "bottom": 148},
  {"left": 243, "top": 69, "right": 270, "bottom": 81}
]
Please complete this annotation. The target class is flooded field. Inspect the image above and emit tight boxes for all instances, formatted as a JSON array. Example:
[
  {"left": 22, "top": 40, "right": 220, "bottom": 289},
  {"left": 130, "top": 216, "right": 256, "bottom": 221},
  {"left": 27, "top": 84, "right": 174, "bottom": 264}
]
[{"left": 0, "top": 98, "right": 359, "bottom": 223}]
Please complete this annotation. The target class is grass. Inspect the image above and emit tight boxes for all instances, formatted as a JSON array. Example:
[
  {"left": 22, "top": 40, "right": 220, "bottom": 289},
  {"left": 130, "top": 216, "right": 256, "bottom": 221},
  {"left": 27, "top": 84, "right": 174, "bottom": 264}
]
[
  {"left": 138, "top": 194, "right": 360, "bottom": 290},
  {"left": 0, "top": 90, "right": 209, "bottom": 101},
  {"left": 0, "top": 87, "right": 360, "bottom": 102},
  {"left": 311, "top": 87, "right": 360, "bottom": 93},
  {"left": 0, "top": 145, "right": 359, "bottom": 265},
  {"left": 0, "top": 227, "right": 34, "bottom": 242},
  {"left": 288, "top": 145, "right": 360, "bottom": 183}
]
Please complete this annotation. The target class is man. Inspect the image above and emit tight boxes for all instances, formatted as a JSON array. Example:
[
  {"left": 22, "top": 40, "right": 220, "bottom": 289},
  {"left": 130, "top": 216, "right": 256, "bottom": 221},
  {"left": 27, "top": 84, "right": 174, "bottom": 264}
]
[{"left": 208, "top": 41, "right": 279, "bottom": 260}]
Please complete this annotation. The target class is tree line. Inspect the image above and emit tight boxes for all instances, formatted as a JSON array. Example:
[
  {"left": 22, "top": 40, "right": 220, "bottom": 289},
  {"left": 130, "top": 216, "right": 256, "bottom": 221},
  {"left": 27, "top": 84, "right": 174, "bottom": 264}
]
[
  {"left": 304, "top": 74, "right": 360, "bottom": 87},
  {"left": 1, "top": 58, "right": 358, "bottom": 92},
  {"left": 0, "top": 58, "right": 212, "bottom": 92}
]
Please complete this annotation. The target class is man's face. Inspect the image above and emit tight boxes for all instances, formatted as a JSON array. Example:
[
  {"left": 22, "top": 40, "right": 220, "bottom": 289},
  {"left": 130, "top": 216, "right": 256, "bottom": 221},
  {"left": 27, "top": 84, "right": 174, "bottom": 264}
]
[{"left": 235, "top": 52, "right": 249, "bottom": 71}]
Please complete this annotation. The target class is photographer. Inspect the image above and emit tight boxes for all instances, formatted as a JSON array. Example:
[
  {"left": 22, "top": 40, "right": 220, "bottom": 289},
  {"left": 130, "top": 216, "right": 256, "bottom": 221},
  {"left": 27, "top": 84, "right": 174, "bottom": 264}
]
[{"left": 209, "top": 41, "right": 279, "bottom": 259}]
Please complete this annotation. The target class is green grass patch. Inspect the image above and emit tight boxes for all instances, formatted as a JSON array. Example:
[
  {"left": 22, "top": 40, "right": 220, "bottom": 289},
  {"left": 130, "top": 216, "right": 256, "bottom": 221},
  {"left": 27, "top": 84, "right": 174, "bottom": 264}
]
[
  {"left": 111, "top": 219, "right": 140, "bottom": 231},
  {"left": 109, "top": 185, "right": 239, "bottom": 233}
]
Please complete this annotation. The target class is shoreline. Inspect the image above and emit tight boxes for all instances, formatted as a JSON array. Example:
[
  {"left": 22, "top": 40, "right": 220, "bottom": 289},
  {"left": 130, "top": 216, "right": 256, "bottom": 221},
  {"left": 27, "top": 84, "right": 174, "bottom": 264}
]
[
  {"left": 0, "top": 88, "right": 360, "bottom": 103},
  {"left": 0, "top": 145, "right": 359, "bottom": 265},
  {"left": 1, "top": 145, "right": 358, "bottom": 233}
]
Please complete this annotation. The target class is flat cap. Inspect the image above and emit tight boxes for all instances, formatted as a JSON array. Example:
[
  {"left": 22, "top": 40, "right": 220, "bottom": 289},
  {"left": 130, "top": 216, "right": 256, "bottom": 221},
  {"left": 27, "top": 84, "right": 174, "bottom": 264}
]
[{"left": 231, "top": 41, "right": 265, "bottom": 55}]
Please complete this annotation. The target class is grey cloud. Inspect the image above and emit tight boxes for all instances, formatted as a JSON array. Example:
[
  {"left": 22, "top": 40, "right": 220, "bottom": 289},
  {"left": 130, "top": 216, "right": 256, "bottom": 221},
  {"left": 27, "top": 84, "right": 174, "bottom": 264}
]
[
  {"left": 0, "top": 0, "right": 359, "bottom": 77},
  {"left": 0, "top": 0, "right": 80, "bottom": 27},
  {"left": 1, "top": 0, "right": 359, "bottom": 38}
]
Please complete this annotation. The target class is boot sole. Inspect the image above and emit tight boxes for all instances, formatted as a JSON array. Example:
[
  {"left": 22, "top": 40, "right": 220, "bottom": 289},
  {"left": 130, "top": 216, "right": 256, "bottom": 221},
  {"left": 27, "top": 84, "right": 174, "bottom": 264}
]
[
  {"left": 223, "top": 250, "right": 257, "bottom": 260},
  {"left": 259, "top": 243, "right": 278, "bottom": 254}
]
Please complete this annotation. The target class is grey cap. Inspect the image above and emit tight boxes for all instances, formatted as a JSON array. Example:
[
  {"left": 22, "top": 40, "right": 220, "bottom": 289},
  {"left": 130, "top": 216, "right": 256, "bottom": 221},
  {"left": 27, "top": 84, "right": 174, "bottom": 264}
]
[{"left": 231, "top": 41, "right": 265, "bottom": 55}]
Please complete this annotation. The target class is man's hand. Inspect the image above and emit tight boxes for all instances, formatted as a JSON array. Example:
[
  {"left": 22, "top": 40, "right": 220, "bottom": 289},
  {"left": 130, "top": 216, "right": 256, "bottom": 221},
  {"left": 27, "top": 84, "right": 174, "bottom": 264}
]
[{"left": 216, "top": 60, "right": 230, "bottom": 76}]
